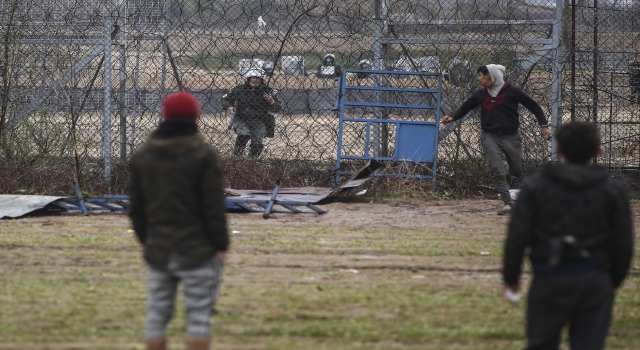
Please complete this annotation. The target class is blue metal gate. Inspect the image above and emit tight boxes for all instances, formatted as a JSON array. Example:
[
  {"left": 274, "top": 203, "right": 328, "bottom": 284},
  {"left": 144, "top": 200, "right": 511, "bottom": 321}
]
[{"left": 334, "top": 69, "right": 443, "bottom": 188}]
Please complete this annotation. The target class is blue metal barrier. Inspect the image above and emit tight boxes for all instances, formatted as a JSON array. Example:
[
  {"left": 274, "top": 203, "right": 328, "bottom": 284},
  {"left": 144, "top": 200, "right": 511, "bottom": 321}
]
[{"left": 334, "top": 69, "right": 442, "bottom": 188}]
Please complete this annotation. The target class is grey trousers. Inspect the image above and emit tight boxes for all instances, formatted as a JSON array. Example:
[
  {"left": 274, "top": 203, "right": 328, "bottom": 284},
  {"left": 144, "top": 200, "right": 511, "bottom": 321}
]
[
  {"left": 480, "top": 131, "right": 523, "bottom": 205},
  {"left": 233, "top": 118, "right": 266, "bottom": 156},
  {"left": 145, "top": 256, "right": 224, "bottom": 339},
  {"left": 526, "top": 268, "right": 614, "bottom": 350}
]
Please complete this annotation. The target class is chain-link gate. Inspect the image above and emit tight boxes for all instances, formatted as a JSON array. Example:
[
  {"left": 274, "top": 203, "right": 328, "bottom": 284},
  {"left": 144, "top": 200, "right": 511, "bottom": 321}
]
[{"left": 1, "top": 0, "right": 639, "bottom": 194}]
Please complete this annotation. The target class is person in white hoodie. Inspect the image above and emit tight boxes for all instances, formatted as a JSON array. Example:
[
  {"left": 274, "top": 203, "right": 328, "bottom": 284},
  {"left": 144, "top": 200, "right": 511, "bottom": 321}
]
[{"left": 442, "top": 64, "right": 552, "bottom": 215}]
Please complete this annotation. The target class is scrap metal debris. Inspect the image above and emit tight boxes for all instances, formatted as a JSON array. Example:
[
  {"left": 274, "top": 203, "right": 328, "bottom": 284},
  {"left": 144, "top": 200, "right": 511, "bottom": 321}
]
[
  {"left": 0, "top": 195, "right": 63, "bottom": 219},
  {"left": 0, "top": 160, "right": 382, "bottom": 219}
]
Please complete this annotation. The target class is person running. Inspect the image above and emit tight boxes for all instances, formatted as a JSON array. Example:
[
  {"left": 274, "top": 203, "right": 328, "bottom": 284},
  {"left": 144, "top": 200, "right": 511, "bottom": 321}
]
[{"left": 441, "top": 64, "right": 552, "bottom": 215}]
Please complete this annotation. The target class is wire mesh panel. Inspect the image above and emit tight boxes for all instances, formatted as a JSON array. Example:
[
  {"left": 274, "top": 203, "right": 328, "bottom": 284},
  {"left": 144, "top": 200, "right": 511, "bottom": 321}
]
[
  {"left": 0, "top": 0, "right": 638, "bottom": 194},
  {"left": 564, "top": 0, "right": 640, "bottom": 170}
]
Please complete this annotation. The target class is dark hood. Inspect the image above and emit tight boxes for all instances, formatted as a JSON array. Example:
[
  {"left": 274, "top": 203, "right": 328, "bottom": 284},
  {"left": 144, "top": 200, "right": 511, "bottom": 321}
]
[
  {"left": 147, "top": 119, "right": 203, "bottom": 156},
  {"left": 541, "top": 163, "right": 610, "bottom": 189},
  {"left": 153, "top": 119, "right": 198, "bottom": 139}
]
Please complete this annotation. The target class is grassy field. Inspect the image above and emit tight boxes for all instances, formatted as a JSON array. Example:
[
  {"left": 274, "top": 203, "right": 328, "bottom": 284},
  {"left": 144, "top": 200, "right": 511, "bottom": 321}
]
[{"left": 0, "top": 198, "right": 638, "bottom": 350}]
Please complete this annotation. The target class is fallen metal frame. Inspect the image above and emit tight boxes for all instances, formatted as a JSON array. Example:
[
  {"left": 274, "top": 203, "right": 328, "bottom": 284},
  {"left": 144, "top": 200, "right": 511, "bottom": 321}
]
[
  {"left": 225, "top": 180, "right": 326, "bottom": 218},
  {"left": 49, "top": 182, "right": 325, "bottom": 218}
]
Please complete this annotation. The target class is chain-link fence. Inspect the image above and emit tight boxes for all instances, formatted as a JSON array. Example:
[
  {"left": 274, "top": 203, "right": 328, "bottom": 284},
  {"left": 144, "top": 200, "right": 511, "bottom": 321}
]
[
  {"left": 0, "top": 0, "right": 639, "bottom": 195},
  {"left": 566, "top": 0, "right": 640, "bottom": 172}
]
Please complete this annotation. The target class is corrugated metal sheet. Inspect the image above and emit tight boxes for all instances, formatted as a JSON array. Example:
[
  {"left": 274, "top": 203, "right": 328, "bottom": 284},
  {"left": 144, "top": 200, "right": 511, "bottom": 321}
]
[{"left": 0, "top": 195, "right": 63, "bottom": 219}]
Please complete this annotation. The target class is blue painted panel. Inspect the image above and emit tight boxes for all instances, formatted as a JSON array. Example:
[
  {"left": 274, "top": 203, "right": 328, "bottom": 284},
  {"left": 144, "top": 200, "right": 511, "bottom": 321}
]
[
  {"left": 395, "top": 123, "right": 436, "bottom": 163},
  {"left": 335, "top": 69, "right": 442, "bottom": 186}
]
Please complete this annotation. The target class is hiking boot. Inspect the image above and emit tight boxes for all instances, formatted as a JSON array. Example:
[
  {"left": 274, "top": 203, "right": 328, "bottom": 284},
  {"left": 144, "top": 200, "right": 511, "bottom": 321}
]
[{"left": 497, "top": 204, "right": 513, "bottom": 215}]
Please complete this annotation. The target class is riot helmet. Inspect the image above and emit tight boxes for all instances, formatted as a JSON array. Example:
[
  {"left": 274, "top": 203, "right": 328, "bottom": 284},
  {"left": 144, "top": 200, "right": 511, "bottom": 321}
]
[
  {"left": 244, "top": 67, "right": 265, "bottom": 80},
  {"left": 323, "top": 53, "right": 335, "bottom": 65}
]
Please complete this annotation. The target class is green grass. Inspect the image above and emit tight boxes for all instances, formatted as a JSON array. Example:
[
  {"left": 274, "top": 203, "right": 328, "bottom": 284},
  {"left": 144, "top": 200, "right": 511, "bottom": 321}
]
[{"left": 0, "top": 202, "right": 638, "bottom": 350}]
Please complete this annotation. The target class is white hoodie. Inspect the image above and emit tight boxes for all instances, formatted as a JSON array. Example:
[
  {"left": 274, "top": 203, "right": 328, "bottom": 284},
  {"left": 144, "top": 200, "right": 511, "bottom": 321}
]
[{"left": 486, "top": 64, "right": 506, "bottom": 97}]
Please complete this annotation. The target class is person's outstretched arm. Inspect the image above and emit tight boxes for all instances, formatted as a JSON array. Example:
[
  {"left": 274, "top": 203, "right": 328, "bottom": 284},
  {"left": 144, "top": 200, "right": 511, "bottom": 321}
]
[{"left": 441, "top": 92, "right": 481, "bottom": 125}]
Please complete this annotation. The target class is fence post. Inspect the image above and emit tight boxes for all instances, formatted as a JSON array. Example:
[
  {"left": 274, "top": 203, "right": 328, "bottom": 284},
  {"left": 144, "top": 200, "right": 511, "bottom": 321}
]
[
  {"left": 160, "top": 0, "right": 170, "bottom": 126},
  {"left": 372, "top": 0, "right": 389, "bottom": 157},
  {"left": 118, "top": 0, "right": 127, "bottom": 161},
  {"left": 103, "top": 20, "right": 112, "bottom": 183},
  {"left": 551, "top": 0, "right": 564, "bottom": 162},
  {"left": 372, "top": 0, "right": 382, "bottom": 157}
]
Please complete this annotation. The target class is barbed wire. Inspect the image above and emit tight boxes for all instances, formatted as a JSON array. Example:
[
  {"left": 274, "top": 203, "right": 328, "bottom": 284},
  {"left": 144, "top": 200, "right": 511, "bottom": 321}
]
[{"left": 0, "top": 0, "right": 639, "bottom": 195}]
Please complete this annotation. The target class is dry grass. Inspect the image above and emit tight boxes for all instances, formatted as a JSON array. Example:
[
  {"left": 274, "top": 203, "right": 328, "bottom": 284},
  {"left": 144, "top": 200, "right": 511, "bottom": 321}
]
[{"left": 0, "top": 199, "right": 638, "bottom": 349}]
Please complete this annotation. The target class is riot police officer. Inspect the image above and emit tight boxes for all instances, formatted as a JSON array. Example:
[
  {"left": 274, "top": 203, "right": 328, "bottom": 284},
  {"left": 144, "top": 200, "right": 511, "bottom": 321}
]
[
  {"left": 316, "top": 53, "right": 342, "bottom": 79},
  {"left": 221, "top": 68, "right": 281, "bottom": 157}
]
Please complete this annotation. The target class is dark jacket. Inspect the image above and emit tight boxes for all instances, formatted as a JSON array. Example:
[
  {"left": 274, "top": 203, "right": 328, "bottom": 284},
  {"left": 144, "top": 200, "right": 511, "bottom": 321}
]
[
  {"left": 129, "top": 119, "right": 229, "bottom": 270},
  {"left": 220, "top": 82, "right": 282, "bottom": 123},
  {"left": 629, "top": 62, "right": 640, "bottom": 87},
  {"left": 450, "top": 83, "right": 548, "bottom": 134},
  {"left": 503, "top": 163, "right": 634, "bottom": 288}
]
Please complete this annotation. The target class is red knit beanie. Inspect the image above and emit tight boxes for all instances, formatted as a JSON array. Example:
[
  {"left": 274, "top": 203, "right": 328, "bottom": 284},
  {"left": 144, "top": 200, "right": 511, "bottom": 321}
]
[{"left": 162, "top": 91, "right": 200, "bottom": 120}]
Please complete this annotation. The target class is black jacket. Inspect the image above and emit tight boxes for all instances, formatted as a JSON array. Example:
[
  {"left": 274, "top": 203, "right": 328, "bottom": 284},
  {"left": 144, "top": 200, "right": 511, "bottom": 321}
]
[
  {"left": 220, "top": 82, "right": 282, "bottom": 123},
  {"left": 450, "top": 83, "right": 548, "bottom": 134},
  {"left": 129, "top": 119, "right": 229, "bottom": 270},
  {"left": 503, "top": 163, "right": 634, "bottom": 288}
]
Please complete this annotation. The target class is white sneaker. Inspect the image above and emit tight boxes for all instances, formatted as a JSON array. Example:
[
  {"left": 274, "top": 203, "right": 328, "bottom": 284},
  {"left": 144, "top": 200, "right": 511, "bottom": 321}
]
[{"left": 497, "top": 204, "right": 512, "bottom": 215}]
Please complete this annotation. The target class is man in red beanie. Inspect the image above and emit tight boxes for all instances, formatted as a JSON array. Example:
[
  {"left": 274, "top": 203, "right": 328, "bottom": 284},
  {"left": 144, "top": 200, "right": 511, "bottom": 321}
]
[{"left": 129, "top": 91, "right": 229, "bottom": 350}]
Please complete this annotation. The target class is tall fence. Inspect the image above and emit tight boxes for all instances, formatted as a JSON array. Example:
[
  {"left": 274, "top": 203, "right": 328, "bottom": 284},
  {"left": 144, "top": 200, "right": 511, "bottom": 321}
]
[
  {"left": 0, "top": 0, "right": 639, "bottom": 194},
  {"left": 565, "top": 0, "right": 640, "bottom": 172}
]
